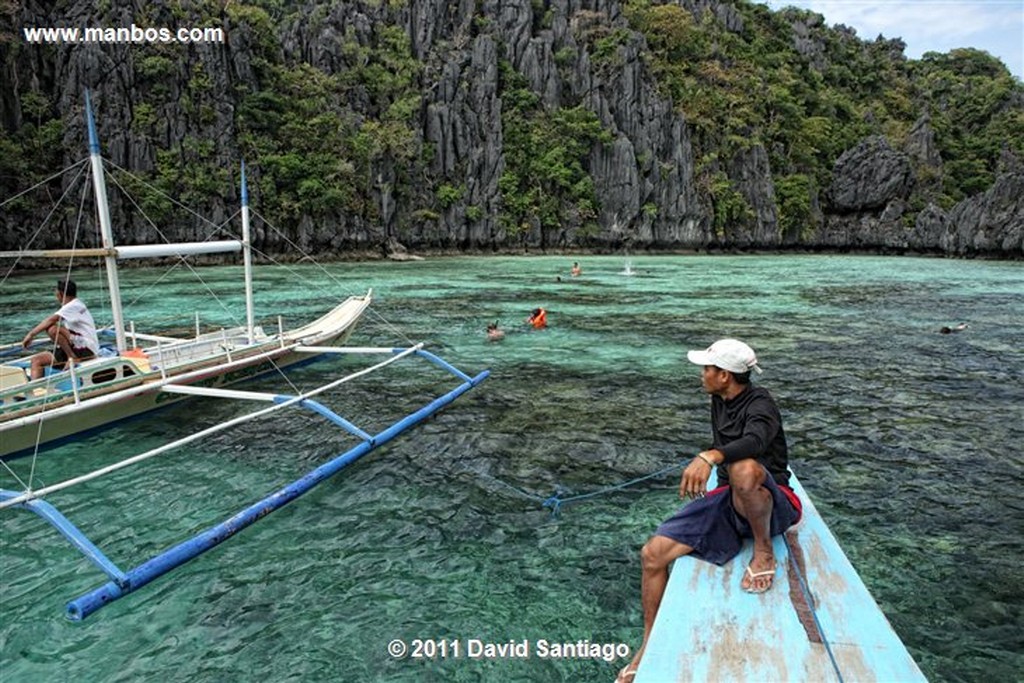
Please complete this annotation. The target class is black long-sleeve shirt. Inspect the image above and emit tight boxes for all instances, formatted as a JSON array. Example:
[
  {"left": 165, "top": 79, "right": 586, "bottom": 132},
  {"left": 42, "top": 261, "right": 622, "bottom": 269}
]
[{"left": 710, "top": 385, "right": 790, "bottom": 487}]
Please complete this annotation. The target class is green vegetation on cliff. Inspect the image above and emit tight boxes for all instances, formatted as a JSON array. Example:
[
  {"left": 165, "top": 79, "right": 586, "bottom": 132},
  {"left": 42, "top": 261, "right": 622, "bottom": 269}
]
[
  {"left": 624, "top": 0, "right": 1022, "bottom": 231},
  {"left": 1, "top": 0, "right": 1020, "bottom": 249},
  {"left": 498, "top": 63, "right": 612, "bottom": 243}
]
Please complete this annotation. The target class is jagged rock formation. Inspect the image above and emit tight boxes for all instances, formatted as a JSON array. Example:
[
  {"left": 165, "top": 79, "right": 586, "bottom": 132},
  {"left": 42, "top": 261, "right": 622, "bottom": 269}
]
[
  {"left": 926, "top": 173, "right": 1024, "bottom": 254},
  {"left": 813, "top": 137, "right": 1022, "bottom": 254},
  {"left": 828, "top": 136, "right": 914, "bottom": 213},
  {"left": 1, "top": 0, "right": 1021, "bottom": 258}
]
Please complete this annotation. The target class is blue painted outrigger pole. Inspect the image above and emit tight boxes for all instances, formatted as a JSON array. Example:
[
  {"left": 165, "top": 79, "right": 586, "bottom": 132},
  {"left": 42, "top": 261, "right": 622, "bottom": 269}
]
[{"left": 5, "top": 350, "right": 487, "bottom": 621}]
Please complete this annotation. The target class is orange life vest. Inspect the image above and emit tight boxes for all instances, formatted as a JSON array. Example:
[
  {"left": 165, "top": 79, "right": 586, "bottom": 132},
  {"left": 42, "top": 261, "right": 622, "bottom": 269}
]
[{"left": 531, "top": 309, "right": 547, "bottom": 329}]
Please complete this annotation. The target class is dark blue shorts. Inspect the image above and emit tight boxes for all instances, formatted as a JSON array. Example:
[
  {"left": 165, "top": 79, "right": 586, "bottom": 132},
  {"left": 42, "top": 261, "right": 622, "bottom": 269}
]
[{"left": 654, "top": 469, "right": 802, "bottom": 566}]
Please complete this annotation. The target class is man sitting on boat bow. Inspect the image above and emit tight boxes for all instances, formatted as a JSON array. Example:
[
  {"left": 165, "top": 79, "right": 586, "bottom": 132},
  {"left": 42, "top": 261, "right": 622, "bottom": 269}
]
[
  {"left": 617, "top": 339, "right": 802, "bottom": 683},
  {"left": 22, "top": 279, "right": 100, "bottom": 380}
]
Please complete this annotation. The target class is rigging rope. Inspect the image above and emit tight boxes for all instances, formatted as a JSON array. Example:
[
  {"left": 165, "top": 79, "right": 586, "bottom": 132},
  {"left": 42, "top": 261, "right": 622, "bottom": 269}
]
[
  {"left": 108, "top": 163, "right": 423, "bottom": 401},
  {"left": 0, "top": 158, "right": 89, "bottom": 211},
  {"left": 0, "top": 455, "right": 31, "bottom": 492},
  {"left": 0, "top": 160, "right": 90, "bottom": 285},
  {"left": 249, "top": 208, "right": 417, "bottom": 347},
  {"left": 101, "top": 168, "right": 308, "bottom": 398},
  {"left": 105, "top": 162, "right": 416, "bottom": 384},
  {"left": 4, "top": 154, "right": 427, "bottom": 493},
  {"left": 91, "top": 158, "right": 417, "bottom": 349},
  {"left": 105, "top": 160, "right": 228, "bottom": 232},
  {"left": 459, "top": 460, "right": 686, "bottom": 517},
  {"left": 22, "top": 169, "right": 94, "bottom": 489}
]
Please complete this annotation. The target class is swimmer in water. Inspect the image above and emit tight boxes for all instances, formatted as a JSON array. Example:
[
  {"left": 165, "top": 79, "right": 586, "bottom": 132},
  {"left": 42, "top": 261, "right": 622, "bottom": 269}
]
[{"left": 526, "top": 308, "right": 547, "bottom": 329}]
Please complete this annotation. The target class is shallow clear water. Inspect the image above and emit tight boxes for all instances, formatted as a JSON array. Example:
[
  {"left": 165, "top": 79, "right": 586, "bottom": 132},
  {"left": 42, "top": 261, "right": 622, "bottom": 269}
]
[{"left": 1, "top": 254, "right": 1022, "bottom": 682}]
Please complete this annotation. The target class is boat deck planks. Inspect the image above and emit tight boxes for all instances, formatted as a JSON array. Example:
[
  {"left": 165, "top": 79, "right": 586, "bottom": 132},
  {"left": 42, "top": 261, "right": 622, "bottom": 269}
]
[{"left": 635, "top": 473, "right": 926, "bottom": 682}]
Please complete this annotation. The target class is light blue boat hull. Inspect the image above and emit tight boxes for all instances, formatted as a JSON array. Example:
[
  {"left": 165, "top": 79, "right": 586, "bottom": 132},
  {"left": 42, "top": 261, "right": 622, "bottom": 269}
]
[{"left": 636, "top": 472, "right": 926, "bottom": 682}]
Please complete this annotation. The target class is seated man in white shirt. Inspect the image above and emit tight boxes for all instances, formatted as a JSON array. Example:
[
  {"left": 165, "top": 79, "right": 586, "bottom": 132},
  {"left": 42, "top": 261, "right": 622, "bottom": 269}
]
[{"left": 22, "top": 279, "right": 100, "bottom": 380}]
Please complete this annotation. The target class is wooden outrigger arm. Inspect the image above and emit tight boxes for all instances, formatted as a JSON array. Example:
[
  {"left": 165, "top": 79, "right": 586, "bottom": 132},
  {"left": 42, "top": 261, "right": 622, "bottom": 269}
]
[{"left": 0, "top": 346, "right": 488, "bottom": 620}]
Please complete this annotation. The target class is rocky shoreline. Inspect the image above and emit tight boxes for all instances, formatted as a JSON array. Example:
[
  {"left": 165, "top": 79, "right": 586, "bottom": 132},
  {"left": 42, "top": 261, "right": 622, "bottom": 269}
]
[
  {"left": 3, "top": 2, "right": 1021, "bottom": 260},
  {"left": 4, "top": 243, "right": 1018, "bottom": 278}
]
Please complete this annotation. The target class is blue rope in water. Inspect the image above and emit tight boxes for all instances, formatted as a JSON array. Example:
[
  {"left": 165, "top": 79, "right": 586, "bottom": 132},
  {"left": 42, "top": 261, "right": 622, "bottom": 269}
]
[
  {"left": 460, "top": 467, "right": 550, "bottom": 504},
  {"left": 460, "top": 461, "right": 686, "bottom": 517},
  {"left": 462, "top": 461, "right": 844, "bottom": 680}
]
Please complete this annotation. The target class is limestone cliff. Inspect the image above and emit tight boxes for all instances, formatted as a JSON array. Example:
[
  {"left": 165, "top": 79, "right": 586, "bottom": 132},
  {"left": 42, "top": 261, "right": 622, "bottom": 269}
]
[{"left": 1, "top": 0, "right": 1020, "bottom": 258}]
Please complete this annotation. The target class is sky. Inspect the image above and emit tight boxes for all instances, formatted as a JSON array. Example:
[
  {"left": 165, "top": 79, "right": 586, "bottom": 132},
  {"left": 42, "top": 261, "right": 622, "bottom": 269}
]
[{"left": 762, "top": 0, "right": 1023, "bottom": 81}]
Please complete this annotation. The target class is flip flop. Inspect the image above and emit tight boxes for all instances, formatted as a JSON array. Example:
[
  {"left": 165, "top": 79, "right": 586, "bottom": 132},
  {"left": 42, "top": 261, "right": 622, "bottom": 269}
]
[
  {"left": 615, "top": 664, "right": 638, "bottom": 683},
  {"left": 743, "top": 563, "right": 777, "bottom": 594}
]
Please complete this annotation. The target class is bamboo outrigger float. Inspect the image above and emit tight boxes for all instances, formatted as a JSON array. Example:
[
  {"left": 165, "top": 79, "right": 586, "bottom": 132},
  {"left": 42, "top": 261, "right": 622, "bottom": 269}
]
[
  {"left": 0, "top": 92, "right": 488, "bottom": 619},
  {"left": 2, "top": 344, "right": 486, "bottom": 621}
]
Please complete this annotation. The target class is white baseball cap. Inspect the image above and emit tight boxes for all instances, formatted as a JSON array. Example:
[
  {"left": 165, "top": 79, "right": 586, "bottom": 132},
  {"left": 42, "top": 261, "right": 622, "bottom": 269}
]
[{"left": 687, "top": 339, "right": 763, "bottom": 374}]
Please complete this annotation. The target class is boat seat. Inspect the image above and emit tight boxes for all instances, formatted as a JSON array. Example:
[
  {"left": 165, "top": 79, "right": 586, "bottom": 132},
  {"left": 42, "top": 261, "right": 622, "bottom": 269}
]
[{"left": 0, "top": 365, "right": 28, "bottom": 390}]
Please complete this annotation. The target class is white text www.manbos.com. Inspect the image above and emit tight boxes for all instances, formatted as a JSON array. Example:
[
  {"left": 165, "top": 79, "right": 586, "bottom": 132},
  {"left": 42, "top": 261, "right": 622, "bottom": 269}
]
[{"left": 23, "top": 25, "right": 225, "bottom": 45}]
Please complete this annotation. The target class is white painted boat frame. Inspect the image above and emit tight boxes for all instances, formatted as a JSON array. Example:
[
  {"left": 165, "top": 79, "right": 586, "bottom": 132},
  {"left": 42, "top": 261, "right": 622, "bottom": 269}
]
[{"left": 0, "top": 295, "right": 371, "bottom": 457}]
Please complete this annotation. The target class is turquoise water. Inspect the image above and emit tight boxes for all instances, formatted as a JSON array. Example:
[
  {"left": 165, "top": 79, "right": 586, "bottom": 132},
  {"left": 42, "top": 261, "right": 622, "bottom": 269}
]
[{"left": 1, "top": 254, "right": 1022, "bottom": 682}]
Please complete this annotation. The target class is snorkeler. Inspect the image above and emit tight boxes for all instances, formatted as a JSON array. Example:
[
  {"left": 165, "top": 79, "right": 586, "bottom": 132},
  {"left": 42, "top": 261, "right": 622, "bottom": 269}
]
[{"left": 526, "top": 308, "right": 547, "bottom": 330}]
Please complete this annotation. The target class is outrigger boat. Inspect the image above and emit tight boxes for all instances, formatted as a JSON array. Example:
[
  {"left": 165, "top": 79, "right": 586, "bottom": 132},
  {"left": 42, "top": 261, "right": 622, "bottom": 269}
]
[
  {"left": 0, "top": 92, "right": 488, "bottom": 620},
  {"left": 0, "top": 92, "right": 373, "bottom": 458},
  {"left": 0, "top": 290, "right": 374, "bottom": 456}
]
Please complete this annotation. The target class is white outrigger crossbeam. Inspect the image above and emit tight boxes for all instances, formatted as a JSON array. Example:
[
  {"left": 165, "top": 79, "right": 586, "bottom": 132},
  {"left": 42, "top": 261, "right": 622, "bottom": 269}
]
[
  {"left": 84, "top": 89, "right": 255, "bottom": 352},
  {"left": 1, "top": 338, "right": 319, "bottom": 437},
  {"left": 0, "top": 344, "right": 424, "bottom": 510},
  {"left": 0, "top": 243, "right": 242, "bottom": 260},
  {"left": 0, "top": 345, "right": 489, "bottom": 620},
  {"left": 1, "top": 90, "right": 490, "bottom": 622}
]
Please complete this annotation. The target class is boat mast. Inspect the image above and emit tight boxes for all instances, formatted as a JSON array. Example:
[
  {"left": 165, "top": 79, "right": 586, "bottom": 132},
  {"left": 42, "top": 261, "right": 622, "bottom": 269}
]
[
  {"left": 85, "top": 90, "right": 128, "bottom": 352},
  {"left": 240, "top": 161, "right": 255, "bottom": 343}
]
